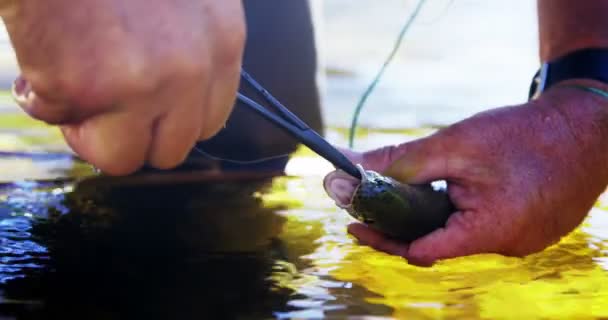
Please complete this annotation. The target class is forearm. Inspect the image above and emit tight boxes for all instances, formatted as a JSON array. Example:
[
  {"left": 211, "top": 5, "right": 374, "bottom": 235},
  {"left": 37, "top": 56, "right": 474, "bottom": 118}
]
[
  {"left": 538, "top": 0, "right": 608, "bottom": 62},
  {"left": 0, "top": 0, "right": 16, "bottom": 19}
]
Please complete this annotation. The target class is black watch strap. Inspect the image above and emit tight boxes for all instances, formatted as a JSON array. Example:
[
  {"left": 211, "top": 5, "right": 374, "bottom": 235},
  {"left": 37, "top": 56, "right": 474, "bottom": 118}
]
[{"left": 529, "top": 48, "right": 608, "bottom": 100}]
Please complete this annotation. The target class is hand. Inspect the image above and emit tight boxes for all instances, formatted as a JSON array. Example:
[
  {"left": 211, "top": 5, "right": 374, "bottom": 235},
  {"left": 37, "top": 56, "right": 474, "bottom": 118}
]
[
  {"left": 328, "top": 80, "right": 608, "bottom": 266},
  {"left": 3, "top": 0, "right": 246, "bottom": 175}
]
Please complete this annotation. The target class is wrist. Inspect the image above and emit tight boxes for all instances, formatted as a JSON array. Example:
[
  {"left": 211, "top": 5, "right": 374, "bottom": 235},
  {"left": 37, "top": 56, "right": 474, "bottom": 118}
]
[
  {"left": 529, "top": 48, "right": 608, "bottom": 100},
  {"left": 538, "top": 79, "right": 608, "bottom": 183},
  {"left": 550, "top": 78, "right": 608, "bottom": 110}
]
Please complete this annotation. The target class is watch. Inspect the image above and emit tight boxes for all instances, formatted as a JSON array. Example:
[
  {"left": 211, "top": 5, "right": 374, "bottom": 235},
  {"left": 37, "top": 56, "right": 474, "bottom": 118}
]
[{"left": 528, "top": 48, "right": 608, "bottom": 101}]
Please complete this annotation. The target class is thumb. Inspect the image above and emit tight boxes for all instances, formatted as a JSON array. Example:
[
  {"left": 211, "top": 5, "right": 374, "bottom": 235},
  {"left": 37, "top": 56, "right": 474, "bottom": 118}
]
[
  {"left": 12, "top": 75, "right": 72, "bottom": 125},
  {"left": 336, "top": 134, "right": 450, "bottom": 184},
  {"left": 12, "top": 75, "right": 107, "bottom": 125},
  {"left": 382, "top": 134, "right": 451, "bottom": 184},
  {"left": 334, "top": 146, "right": 397, "bottom": 173}
]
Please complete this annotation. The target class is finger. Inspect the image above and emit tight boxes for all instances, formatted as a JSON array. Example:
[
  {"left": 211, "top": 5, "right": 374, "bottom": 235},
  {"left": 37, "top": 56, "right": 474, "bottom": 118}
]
[
  {"left": 347, "top": 223, "right": 410, "bottom": 257},
  {"left": 405, "top": 210, "right": 501, "bottom": 266},
  {"left": 335, "top": 145, "right": 407, "bottom": 173},
  {"left": 199, "top": 60, "right": 240, "bottom": 140},
  {"left": 12, "top": 75, "right": 108, "bottom": 125},
  {"left": 147, "top": 85, "right": 204, "bottom": 169},
  {"left": 60, "top": 109, "right": 152, "bottom": 175},
  {"left": 12, "top": 75, "right": 70, "bottom": 124},
  {"left": 335, "top": 147, "right": 365, "bottom": 167},
  {"left": 383, "top": 136, "right": 452, "bottom": 184},
  {"left": 337, "top": 135, "right": 451, "bottom": 184},
  {"left": 199, "top": 3, "right": 244, "bottom": 140}
]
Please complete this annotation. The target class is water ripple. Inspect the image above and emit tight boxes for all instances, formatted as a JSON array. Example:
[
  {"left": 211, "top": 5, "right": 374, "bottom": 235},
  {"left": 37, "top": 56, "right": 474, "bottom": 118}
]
[
  {"left": 0, "top": 184, "right": 56, "bottom": 291},
  {"left": 2, "top": 154, "right": 608, "bottom": 319}
]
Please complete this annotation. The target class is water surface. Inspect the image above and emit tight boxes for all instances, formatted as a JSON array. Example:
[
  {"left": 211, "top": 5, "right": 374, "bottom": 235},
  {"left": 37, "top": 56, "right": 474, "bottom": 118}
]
[{"left": 1, "top": 112, "right": 608, "bottom": 319}]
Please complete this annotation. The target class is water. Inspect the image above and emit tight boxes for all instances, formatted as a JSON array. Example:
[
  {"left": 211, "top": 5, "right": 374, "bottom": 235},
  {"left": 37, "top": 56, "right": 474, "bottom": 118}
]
[
  {"left": 2, "top": 121, "right": 608, "bottom": 319},
  {"left": 0, "top": 162, "right": 388, "bottom": 319},
  {"left": 3, "top": 1, "right": 608, "bottom": 319}
]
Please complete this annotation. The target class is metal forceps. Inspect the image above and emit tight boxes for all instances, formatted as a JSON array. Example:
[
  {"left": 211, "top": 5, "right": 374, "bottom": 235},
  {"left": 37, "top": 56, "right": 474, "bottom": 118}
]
[{"left": 236, "top": 69, "right": 362, "bottom": 180}]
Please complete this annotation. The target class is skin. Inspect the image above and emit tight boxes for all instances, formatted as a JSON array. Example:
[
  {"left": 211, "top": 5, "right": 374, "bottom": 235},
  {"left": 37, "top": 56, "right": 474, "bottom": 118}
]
[
  {"left": 337, "top": 0, "right": 608, "bottom": 266},
  {"left": 1, "top": 0, "right": 246, "bottom": 175}
]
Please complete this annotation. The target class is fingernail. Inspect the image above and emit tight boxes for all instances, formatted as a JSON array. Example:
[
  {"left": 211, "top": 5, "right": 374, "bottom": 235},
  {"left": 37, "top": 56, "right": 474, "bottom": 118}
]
[
  {"left": 12, "top": 76, "right": 33, "bottom": 109},
  {"left": 13, "top": 76, "right": 26, "bottom": 96}
]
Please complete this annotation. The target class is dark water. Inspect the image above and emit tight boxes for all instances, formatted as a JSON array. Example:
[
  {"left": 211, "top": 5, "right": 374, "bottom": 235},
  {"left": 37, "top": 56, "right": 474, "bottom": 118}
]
[{"left": 0, "top": 168, "right": 390, "bottom": 320}]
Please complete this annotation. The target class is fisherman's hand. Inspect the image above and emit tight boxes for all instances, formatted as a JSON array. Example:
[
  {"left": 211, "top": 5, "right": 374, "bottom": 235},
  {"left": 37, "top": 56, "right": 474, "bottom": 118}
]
[
  {"left": 3, "top": 0, "right": 245, "bottom": 175},
  {"left": 335, "top": 80, "right": 608, "bottom": 266}
]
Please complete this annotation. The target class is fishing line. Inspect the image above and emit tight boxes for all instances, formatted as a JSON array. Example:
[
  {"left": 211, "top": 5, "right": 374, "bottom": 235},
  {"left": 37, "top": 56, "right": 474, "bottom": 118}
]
[
  {"left": 347, "top": 0, "right": 429, "bottom": 148},
  {"left": 192, "top": 146, "right": 291, "bottom": 165}
]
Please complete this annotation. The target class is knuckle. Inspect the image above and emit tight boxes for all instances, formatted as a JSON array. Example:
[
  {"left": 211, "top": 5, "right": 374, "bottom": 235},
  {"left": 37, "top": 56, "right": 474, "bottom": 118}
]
[
  {"left": 99, "top": 52, "right": 157, "bottom": 96},
  {"left": 363, "top": 145, "right": 401, "bottom": 171},
  {"left": 173, "top": 54, "right": 212, "bottom": 80},
  {"left": 31, "top": 70, "right": 112, "bottom": 109},
  {"left": 159, "top": 44, "right": 212, "bottom": 82},
  {"left": 64, "top": 50, "right": 157, "bottom": 104},
  {"left": 115, "top": 52, "right": 159, "bottom": 92},
  {"left": 216, "top": 28, "right": 246, "bottom": 69},
  {"left": 207, "top": 2, "right": 246, "bottom": 57},
  {"left": 211, "top": 16, "right": 246, "bottom": 69}
]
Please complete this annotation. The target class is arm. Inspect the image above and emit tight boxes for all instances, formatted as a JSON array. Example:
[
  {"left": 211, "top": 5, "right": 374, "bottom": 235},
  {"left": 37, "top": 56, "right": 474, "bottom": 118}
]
[{"left": 538, "top": 0, "right": 608, "bottom": 61}]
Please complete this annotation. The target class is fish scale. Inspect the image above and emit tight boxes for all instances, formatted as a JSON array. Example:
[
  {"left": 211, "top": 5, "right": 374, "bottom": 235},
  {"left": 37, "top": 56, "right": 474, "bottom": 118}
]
[{"left": 347, "top": 165, "right": 454, "bottom": 242}]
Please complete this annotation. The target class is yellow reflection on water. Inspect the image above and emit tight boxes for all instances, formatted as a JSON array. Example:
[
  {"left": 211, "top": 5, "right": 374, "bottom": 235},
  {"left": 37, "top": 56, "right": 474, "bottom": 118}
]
[
  {"left": 276, "top": 149, "right": 608, "bottom": 319},
  {"left": 330, "top": 223, "right": 608, "bottom": 319}
]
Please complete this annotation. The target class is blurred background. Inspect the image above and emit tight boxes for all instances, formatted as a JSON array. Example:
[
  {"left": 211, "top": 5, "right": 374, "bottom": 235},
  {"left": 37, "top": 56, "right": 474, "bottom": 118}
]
[
  {"left": 319, "top": 0, "right": 538, "bottom": 129},
  {"left": 0, "top": 1, "right": 540, "bottom": 130}
]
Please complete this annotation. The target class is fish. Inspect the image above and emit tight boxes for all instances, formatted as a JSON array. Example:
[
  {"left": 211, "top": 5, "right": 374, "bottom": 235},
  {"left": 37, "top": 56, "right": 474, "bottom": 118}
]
[{"left": 323, "top": 164, "right": 455, "bottom": 242}]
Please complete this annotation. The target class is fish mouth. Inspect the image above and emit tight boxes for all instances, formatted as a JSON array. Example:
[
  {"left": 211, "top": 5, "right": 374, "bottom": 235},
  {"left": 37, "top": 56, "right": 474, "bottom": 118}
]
[{"left": 323, "top": 165, "right": 367, "bottom": 219}]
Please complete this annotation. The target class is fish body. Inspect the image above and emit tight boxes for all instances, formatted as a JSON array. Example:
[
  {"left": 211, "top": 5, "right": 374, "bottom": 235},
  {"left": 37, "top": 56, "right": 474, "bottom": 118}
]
[{"left": 325, "top": 165, "right": 454, "bottom": 242}]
